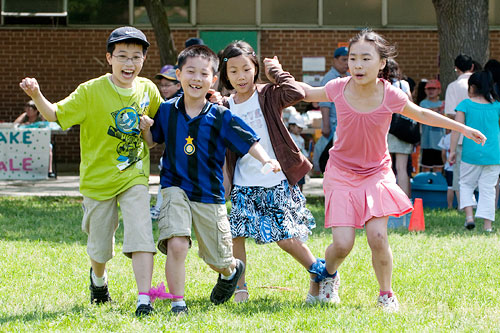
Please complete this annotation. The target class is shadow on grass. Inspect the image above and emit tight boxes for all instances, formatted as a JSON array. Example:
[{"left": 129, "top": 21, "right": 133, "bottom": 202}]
[
  {"left": 0, "top": 196, "right": 87, "bottom": 244},
  {"left": 0, "top": 304, "right": 86, "bottom": 325},
  {"left": 151, "top": 295, "right": 326, "bottom": 316}
]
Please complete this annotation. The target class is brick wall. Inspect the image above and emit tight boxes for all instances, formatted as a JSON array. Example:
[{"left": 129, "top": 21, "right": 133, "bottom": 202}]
[{"left": 0, "top": 28, "right": 497, "bottom": 167}]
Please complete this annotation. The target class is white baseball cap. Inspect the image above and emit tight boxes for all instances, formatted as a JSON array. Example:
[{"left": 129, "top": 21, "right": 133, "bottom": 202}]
[{"left": 288, "top": 114, "right": 306, "bottom": 129}]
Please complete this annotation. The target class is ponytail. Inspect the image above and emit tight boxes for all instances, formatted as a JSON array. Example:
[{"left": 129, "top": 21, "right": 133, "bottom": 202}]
[{"left": 468, "top": 71, "right": 500, "bottom": 103}]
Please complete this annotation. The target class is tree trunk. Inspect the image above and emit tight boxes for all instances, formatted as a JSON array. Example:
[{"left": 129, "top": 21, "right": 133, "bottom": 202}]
[
  {"left": 432, "top": 0, "right": 489, "bottom": 91},
  {"left": 143, "top": 0, "right": 177, "bottom": 66}
]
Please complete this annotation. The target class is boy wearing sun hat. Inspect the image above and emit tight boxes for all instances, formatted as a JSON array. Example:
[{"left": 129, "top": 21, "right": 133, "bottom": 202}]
[{"left": 155, "top": 65, "right": 182, "bottom": 101}]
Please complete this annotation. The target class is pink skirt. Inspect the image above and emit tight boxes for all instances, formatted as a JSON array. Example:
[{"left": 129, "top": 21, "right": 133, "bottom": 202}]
[{"left": 323, "top": 163, "right": 413, "bottom": 229}]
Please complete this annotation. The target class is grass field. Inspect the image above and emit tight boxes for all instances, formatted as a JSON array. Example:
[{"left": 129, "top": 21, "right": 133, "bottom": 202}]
[{"left": 1, "top": 196, "right": 499, "bottom": 331}]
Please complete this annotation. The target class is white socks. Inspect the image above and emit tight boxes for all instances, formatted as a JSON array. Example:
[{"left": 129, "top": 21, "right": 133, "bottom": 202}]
[
  {"left": 91, "top": 270, "right": 107, "bottom": 287},
  {"left": 137, "top": 294, "right": 151, "bottom": 307},
  {"left": 172, "top": 300, "right": 186, "bottom": 308}
]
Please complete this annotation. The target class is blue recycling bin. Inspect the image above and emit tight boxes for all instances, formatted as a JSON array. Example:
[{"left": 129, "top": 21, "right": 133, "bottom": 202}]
[{"left": 411, "top": 172, "right": 448, "bottom": 208}]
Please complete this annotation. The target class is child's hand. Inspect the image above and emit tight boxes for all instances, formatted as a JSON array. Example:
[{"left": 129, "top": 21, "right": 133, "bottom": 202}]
[
  {"left": 207, "top": 89, "right": 222, "bottom": 104},
  {"left": 19, "top": 77, "right": 41, "bottom": 98},
  {"left": 139, "top": 115, "right": 154, "bottom": 130},
  {"left": 261, "top": 159, "right": 281, "bottom": 174},
  {"left": 448, "top": 151, "right": 456, "bottom": 165},
  {"left": 463, "top": 126, "right": 487, "bottom": 145},
  {"left": 263, "top": 56, "right": 282, "bottom": 84}
]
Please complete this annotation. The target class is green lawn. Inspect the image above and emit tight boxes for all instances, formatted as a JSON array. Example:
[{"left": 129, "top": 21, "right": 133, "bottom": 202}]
[{"left": 1, "top": 196, "right": 499, "bottom": 331}]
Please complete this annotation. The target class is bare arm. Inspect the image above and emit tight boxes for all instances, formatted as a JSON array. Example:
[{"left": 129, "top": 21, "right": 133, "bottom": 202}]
[
  {"left": 320, "top": 106, "right": 331, "bottom": 138},
  {"left": 247, "top": 142, "right": 281, "bottom": 173},
  {"left": 13, "top": 112, "right": 27, "bottom": 124},
  {"left": 401, "top": 101, "right": 486, "bottom": 145},
  {"left": 19, "top": 78, "right": 57, "bottom": 122},
  {"left": 448, "top": 111, "right": 465, "bottom": 164},
  {"left": 139, "top": 115, "right": 157, "bottom": 148},
  {"left": 297, "top": 82, "right": 330, "bottom": 102}
]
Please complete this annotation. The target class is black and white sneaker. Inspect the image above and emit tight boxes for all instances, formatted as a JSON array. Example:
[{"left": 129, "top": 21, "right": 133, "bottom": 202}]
[
  {"left": 171, "top": 305, "right": 189, "bottom": 315},
  {"left": 89, "top": 268, "right": 112, "bottom": 304},
  {"left": 135, "top": 303, "right": 154, "bottom": 317},
  {"left": 210, "top": 259, "right": 245, "bottom": 305}
]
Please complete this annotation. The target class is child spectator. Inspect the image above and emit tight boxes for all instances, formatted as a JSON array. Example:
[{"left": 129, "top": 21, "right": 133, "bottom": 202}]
[
  {"left": 450, "top": 71, "right": 500, "bottom": 231},
  {"left": 420, "top": 80, "right": 445, "bottom": 172},
  {"left": 219, "top": 41, "right": 320, "bottom": 305},
  {"left": 288, "top": 113, "right": 308, "bottom": 191},
  {"left": 438, "top": 130, "right": 456, "bottom": 209},
  {"left": 140, "top": 45, "right": 281, "bottom": 314},
  {"left": 300, "top": 29, "right": 485, "bottom": 312},
  {"left": 155, "top": 65, "right": 182, "bottom": 101},
  {"left": 19, "top": 26, "right": 163, "bottom": 316}
]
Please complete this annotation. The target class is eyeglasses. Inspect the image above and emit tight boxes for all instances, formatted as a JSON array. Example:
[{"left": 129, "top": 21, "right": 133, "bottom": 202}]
[
  {"left": 425, "top": 87, "right": 438, "bottom": 90},
  {"left": 159, "top": 83, "right": 177, "bottom": 88},
  {"left": 112, "top": 55, "right": 144, "bottom": 64}
]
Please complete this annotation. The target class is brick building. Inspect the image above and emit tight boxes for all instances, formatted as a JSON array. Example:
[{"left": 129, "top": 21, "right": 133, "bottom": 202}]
[{"left": 1, "top": 0, "right": 499, "bottom": 168}]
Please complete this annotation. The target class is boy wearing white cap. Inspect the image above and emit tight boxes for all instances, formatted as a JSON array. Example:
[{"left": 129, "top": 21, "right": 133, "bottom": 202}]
[{"left": 19, "top": 26, "right": 163, "bottom": 316}]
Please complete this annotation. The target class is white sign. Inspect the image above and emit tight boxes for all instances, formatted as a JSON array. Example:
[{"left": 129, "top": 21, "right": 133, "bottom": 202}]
[
  {"left": 0, "top": 127, "right": 50, "bottom": 180},
  {"left": 303, "top": 74, "right": 324, "bottom": 87},
  {"left": 302, "top": 57, "right": 326, "bottom": 72}
]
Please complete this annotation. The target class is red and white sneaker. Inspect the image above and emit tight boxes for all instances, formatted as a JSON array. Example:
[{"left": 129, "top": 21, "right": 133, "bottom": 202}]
[
  {"left": 377, "top": 294, "right": 400, "bottom": 312},
  {"left": 318, "top": 272, "right": 340, "bottom": 304}
]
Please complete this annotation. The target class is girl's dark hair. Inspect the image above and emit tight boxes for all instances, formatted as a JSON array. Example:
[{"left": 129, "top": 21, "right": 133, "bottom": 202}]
[
  {"left": 349, "top": 29, "right": 397, "bottom": 60},
  {"left": 484, "top": 59, "right": 500, "bottom": 96},
  {"left": 380, "top": 58, "right": 401, "bottom": 81},
  {"left": 485, "top": 59, "right": 500, "bottom": 84},
  {"left": 219, "top": 41, "right": 260, "bottom": 90},
  {"left": 468, "top": 70, "right": 500, "bottom": 103},
  {"left": 415, "top": 80, "right": 428, "bottom": 105}
]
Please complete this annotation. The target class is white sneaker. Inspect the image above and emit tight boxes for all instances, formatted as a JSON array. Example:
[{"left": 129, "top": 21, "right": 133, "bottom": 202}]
[
  {"left": 377, "top": 294, "right": 399, "bottom": 312},
  {"left": 318, "top": 272, "right": 340, "bottom": 304},
  {"left": 305, "top": 293, "right": 319, "bottom": 304}
]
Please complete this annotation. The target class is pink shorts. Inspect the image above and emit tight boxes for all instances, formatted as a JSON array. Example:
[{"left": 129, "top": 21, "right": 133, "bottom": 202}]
[{"left": 323, "top": 163, "right": 413, "bottom": 229}]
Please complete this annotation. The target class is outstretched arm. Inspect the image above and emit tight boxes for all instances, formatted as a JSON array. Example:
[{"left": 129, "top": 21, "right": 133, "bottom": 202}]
[
  {"left": 297, "top": 82, "right": 330, "bottom": 103},
  {"left": 402, "top": 100, "right": 486, "bottom": 146},
  {"left": 19, "top": 78, "right": 57, "bottom": 122}
]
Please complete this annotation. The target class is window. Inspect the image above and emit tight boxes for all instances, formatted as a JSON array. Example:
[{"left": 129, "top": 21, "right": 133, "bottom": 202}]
[
  {"left": 387, "top": 0, "right": 436, "bottom": 26},
  {"left": 134, "top": 0, "right": 189, "bottom": 25},
  {"left": 197, "top": 0, "right": 255, "bottom": 25},
  {"left": 261, "top": 0, "right": 317, "bottom": 25},
  {"left": 2, "top": 0, "right": 67, "bottom": 25},
  {"left": 68, "top": 0, "right": 128, "bottom": 25},
  {"left": 323, "top": 0, "right": 381, "bottom": 27}
]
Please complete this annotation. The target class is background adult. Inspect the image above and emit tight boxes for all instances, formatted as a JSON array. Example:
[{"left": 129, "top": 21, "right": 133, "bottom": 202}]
[
  {"left": 317, "top": 46, "right": 349, "bottom": 172},
  {"left": 382, "top": 58, "right": 413, "bottom": 196},
  {"left": 444, "top": 54, "right": 474, "bottom": 205},
  {"left": 13, "top": 100, "right": 43, "bottom": 125}
]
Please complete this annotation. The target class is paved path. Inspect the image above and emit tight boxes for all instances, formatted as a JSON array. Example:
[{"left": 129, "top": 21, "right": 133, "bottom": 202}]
[{"left": 0, "top": 175, "right": 324, "bottom": 197}]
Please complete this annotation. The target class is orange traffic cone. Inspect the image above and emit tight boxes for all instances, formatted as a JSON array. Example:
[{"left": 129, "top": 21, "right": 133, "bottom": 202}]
[{"left": 409, "top": 198, "right": 425, "bottom": 231}]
